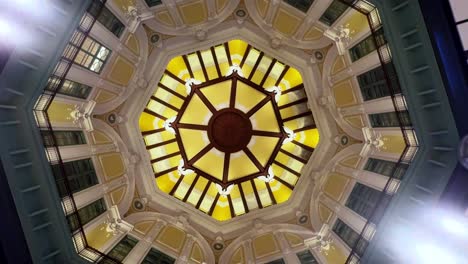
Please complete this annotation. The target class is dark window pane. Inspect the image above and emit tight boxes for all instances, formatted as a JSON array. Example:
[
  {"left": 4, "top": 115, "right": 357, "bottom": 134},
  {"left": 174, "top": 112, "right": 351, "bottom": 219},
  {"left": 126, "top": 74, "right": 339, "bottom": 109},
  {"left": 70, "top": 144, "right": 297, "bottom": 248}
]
[
  {"left": 369, "top": 110, "right": 411, "bottom": 128},
  {"left": 52, "top": 158, "right": 98, "bottom": 197},
  {"left": 349, "top": 28, "right": 385, "bottom": 62},
  {"left": 319, "top": 0, "right": 349, "bottom": 26},
  {"left": 89, "top": 2, "right": 125, "bottom": 37},
  {"left": 100, "top": 235, "right": 138, "bottom": 263},
  {"left": 41, "top": 130, "right": 87, "bottom": 147},
  {"left": 145, "top": 0, "right": 163, "bottom": 7},
  {"left": 364, "top": 158, "right": 408, "bottom": 180},
  {"left": 266, "top": 259, "right": 286, "bottom": 264},
  {"left": 345, "top": 183, "right": 390, "bottom": 221},
  {"left": 283, "top": 0, "right": 315, "bottom": 12},
  {"left": 357, "top": 65, "right": 390, "bottom": 101},
  {"left": 333, "top": 219, "right": 369, "bottom": 257},
  {"left": 297, "top": 250, "right": 319, "bottom": 264},
  {"left": 46, "top": 76, "right": 92, "bottom": 99},
  {"left": 141, "top": 248, "right": 175, "bottom": 264},
  {"left": 68, "top": 198, "right": 106, "bottom": 232}
]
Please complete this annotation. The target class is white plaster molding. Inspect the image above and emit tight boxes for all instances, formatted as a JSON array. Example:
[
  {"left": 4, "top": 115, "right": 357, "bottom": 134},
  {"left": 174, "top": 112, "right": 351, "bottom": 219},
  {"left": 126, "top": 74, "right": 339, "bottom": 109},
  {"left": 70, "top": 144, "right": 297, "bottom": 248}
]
[
  {"left": 124, "top": 212, "right": 216, "bottom": 264},
  {"left": 321, "top": 45, "right": 364, "bottom": 140},
  {"left": 244, "top": 0, "right": 333, "bottom": 50},
  {"left": 143, "top": 0, "right": 240, "bottom": 36}
]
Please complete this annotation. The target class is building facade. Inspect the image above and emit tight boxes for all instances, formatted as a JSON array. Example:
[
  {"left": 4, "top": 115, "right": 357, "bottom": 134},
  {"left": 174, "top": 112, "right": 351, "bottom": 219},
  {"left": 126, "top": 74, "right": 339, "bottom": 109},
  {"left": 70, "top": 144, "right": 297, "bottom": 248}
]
[{"left": 0, "top": 0, "right": 466, "bottom": 263}]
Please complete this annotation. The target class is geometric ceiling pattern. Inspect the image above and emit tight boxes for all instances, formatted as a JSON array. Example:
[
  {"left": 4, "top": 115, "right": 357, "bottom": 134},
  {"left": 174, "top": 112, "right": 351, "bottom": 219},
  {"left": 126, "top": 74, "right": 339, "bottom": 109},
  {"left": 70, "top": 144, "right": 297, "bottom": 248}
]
[{"left": 139, "top": 39, "right": 320, "bottom": 221}]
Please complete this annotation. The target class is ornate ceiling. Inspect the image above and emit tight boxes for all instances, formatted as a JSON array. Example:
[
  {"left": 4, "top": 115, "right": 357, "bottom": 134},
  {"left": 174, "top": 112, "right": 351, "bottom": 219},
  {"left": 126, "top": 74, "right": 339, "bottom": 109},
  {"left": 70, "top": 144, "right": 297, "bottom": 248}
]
[{"left": 139, "top": 39, "right": 319, "bottom": 221}]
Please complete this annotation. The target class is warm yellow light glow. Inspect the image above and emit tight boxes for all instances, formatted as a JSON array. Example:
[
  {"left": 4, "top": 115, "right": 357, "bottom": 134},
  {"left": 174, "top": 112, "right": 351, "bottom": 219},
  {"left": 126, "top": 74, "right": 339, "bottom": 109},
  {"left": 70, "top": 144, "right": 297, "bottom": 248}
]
[{"left": 140, "top": 39, "right": 317, "bottom": 221}]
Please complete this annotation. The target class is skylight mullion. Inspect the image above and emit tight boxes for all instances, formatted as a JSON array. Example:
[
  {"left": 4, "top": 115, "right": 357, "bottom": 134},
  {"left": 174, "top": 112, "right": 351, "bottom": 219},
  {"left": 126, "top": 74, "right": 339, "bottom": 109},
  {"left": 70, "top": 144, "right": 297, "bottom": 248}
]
[
  {"left": 238, "top": 183, "right": 250, "bottom": 213},
  {"left": 243, "top": 147, "right": 264, "bottom": 172},
  {"left": 183, "top": 174, "right": 200, "bottom": 202},
  {"left": 260, "top": 59, "right": 277, "bottom": 87},
  {"left": 154, "top": 166, "right": 178, "bottom": 178},
  {"left": 279, "top": 148, "right": 308, "bottom": 164},
  {"left": 224, "top": 42, "right": 233, "bottom": 66},
  {"left": 251, "top": 130, "right": 283, "bottom": 138},
  {"left": 169, "top": 174, "right": 185, "bottom": 196},
  {"left": 197, "top": 51, "right": 209, "bottom": 81},
  {"left": 227, "top": 194, "right": 236, "bottom": 218},
  {"left": 248, "top": 52, "right": 265, "bottom": 80},
  {"left": 293, "top": 124, "right": 317, "bottom": 133},
  {"left": 182, "top": 55, "right": 194, "bottom": 79},
  {"left": 194, "top": 89, "right": 216, "bottom": 114},
  {"left": 282, "top": 110, "right": 313, "bottom": 123},
  {"left": 251, "top": 179, "right": 263, "bottom": 209},
  {"left": 144, "top": 108, "right": 167, "bottom": 121},
  {"left": 210, "top": 46, "right": 222, "bottom": 78},
  {"left": 151, "top": 96, "right": 180, "bottom": 112},
  {"left": 223, "top": 153, "right": 230, "bottom": 183},
  {"left": 292, "top": 139, "right": 315, "bottom": 152},
  {"left": 274, "top": 176, "right": 294, "bottom": 190},
  {"left": 275, "top": 65, "right": 291, "bottom": 86},
  {"left": 266, "top": 183, "right": 277, "bottom": 205},
  {"left": 273, "top": 160, "right": 301, "bottom": 177},
  {"left": 240, "top": 44, "right": 252, "bottom": 68},
  {"left": 208, "top": 193, "right": 220, "bottom": 216},
  {"left": 195, "top": 181, "right": 211, "bottom": 209}
]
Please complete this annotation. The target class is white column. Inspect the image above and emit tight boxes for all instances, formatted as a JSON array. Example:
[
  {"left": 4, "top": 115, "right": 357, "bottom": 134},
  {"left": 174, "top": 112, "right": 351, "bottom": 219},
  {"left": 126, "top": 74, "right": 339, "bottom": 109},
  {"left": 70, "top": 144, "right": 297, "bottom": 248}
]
[
  {"left": 273, "top": 232, "right": 301, "bottom": 264},
  {"left": 335, "top": 164, "right": 388, "bottom": 191},
  {"left": 90, "top": 22, "right": 140, "bottom": 64},
  {"left": 67, "top": 65, "right": 124, "bottom": 94},
  {"left": 74, "top": 175, "right": 128, "bottom": 208},
  {"left": 320, "top": 193, "right": 365, "bottom": 233},
  {"left": 242, "top": 239, "right": 255, "bottom": 264},
  {"left": 329, "top": 67, "right": 353, "bottom": 85},
  {"left": 265, "top": 0, "right": 281, "bottom": 25},
  {"left": 176, "top": 235, "right": 195, "bottom": 264},
  {"left": 163, "top": 1, "right": 184, "bottom": 27},
  {"left": 124, "top": 220, "right": 166, "bottom": 264},
  {"left": 338, "top": 96, "right": 395, "bottom": 120},
  {"left": 50, "top": 142, "right": 118, "bottom": 162}
]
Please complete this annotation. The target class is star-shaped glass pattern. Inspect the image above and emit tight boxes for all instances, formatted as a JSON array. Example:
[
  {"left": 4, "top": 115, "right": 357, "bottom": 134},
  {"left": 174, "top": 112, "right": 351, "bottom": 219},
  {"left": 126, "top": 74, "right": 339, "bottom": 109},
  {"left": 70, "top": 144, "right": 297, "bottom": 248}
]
[{"left": 140, "top": 40, "right": 319, "bottom": 221}]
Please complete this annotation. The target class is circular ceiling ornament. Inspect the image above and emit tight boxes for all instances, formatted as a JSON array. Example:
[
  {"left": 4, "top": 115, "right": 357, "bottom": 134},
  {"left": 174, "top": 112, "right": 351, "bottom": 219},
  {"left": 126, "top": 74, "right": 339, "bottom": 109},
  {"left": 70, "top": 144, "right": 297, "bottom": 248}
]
[
  {"left": 207, "top": 109, "right": 253, "bottom": 153},
  {"left": 172, "top": 71, "right": 287, "bottom": 188}
]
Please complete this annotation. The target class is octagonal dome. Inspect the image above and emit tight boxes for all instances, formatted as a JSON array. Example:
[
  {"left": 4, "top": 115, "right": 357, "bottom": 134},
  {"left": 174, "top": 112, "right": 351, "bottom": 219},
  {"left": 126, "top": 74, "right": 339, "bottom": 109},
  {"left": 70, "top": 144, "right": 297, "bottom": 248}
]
[{"left": 139, "top": 39, "right": 319, "bottom": 221}]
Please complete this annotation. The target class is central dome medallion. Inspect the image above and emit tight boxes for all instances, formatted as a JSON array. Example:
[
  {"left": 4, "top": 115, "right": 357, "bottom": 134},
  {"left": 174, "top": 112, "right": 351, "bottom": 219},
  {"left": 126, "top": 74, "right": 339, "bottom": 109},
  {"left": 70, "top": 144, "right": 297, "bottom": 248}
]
[{"left": 172, "top": 71, "right": 287, "bottom": 188}]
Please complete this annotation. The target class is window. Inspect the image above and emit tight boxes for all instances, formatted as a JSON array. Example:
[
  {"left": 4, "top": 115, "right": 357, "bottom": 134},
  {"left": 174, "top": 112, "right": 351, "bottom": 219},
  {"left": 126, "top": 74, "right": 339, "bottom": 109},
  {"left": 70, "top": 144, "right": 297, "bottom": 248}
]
[
  {"left": 283, "top": 0, "right": 315, "bottom": 12},
  {"left": 88, "top": 2, "right": 125, "bottom": 38},
  {"left": 266, "top": 259, "right": 286, "bottom": 264},
  {"left": 333, "top": 219, "right": 368, "bottom": 257},
  {"left": 349, "top": 28, "right": 385, "bottom": 62},
  {"left": 369, "top": 110, "right": 411, "bottom": 128},
  {"left": 345, "top": 183, "right": 390, "bottom": 221},
  {"left": 100, "top": 235, "right": 138, "bottom": 263},
  {"left": 144, "top": 0, "right": 163, "bottom": 7},
  {"left": 297, "top": 250, "right": 319, "bottom": 264},
  {"left": 71, "top": 34, "right": 111, "bottom": 74},
  {"left": 41, "top": 130, "right": 87, "bottom": 147},
  {"left": 46, "top": 76, "right": 92, "bottom": 99},
  {"left": 364, "top": 158, "right": 409, "bottom": 180},
  {"left": 357, "top": 65, "right": 390, "bottom": 101},
  {"left": 319, "top": 0, "right": 349, "bottom": 26},
  {"left": 68, "top": 198, "right": 106, "bottom": 232},
  {"left": 52, "top": 159, "right": 98, "bottom": 197},
  {"left": 141, "top": 248, "right": 175, "bottom": 264}
]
